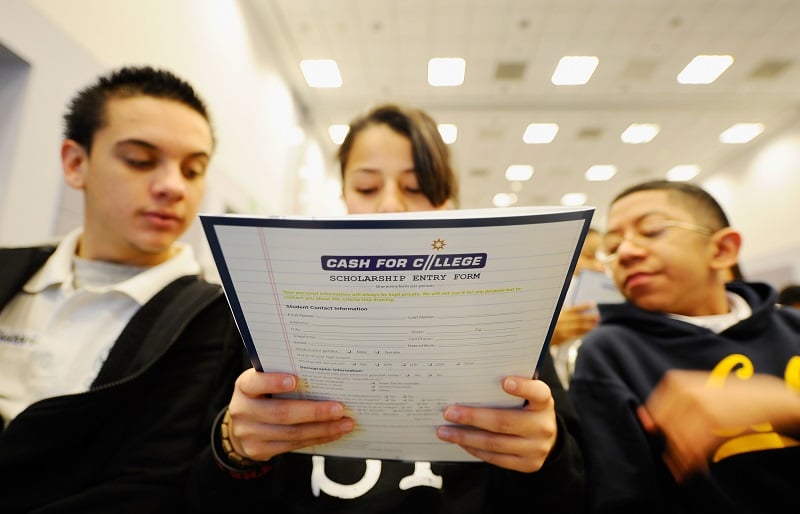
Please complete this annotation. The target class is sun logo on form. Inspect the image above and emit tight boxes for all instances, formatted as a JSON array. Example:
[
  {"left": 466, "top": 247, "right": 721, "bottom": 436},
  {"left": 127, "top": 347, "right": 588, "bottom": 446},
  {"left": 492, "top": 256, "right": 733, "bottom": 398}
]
[{"left": 431, "top": 239, "right": 446, "bottom": 251}]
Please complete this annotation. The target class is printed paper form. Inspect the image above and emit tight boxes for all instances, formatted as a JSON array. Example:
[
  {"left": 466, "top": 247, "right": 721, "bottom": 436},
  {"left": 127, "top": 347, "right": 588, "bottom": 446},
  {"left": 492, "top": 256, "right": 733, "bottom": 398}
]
[
  {"left": 201, "top": 206, "right": 593, "bottom": 462},
  {"left": 566, "top": 269, "right": 625, "bottom": 312}
]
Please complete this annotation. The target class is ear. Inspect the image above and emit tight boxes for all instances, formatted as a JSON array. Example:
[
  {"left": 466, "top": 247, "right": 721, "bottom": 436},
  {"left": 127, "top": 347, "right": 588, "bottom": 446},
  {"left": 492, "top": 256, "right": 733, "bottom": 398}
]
[
  {"left": 709, "top": 227, "right": 742, "bottom": 272},
  {"left": 61, "top": 139, "right": 89, "bottom": 190}
]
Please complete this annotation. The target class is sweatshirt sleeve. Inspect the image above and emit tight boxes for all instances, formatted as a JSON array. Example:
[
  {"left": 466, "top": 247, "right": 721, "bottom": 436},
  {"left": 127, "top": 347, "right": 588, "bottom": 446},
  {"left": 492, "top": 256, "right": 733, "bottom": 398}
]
[{"left": 569, "top": 335, "right": 669, "bottom": 513}]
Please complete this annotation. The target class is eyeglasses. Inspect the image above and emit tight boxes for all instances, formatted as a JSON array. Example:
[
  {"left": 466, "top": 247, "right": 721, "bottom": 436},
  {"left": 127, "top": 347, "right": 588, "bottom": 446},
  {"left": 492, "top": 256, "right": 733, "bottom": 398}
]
[{"left": 600, "top": 215, "right": 713, "bottom": 263}]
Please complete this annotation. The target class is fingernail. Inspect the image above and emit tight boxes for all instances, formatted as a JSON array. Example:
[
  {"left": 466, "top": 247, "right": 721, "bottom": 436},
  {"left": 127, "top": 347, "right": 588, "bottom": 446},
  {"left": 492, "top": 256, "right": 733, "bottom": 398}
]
[
  {"left": 282, "top": 376, "right": 295, "bottom": 389},
  {"left": 437, "top": 427, "right": 453, "bottom": 439},
  {"left": 338, "top": 419, "right": 354, "bottom": 432},
  {"left": 444, "top": 407, "right": 462, "bottom": 423},
  {"left": 330, "top": 404, "right": 344, "bottom": 418},
  {"left": 505, "top": 378, "right": 517, "bottom": 392}
]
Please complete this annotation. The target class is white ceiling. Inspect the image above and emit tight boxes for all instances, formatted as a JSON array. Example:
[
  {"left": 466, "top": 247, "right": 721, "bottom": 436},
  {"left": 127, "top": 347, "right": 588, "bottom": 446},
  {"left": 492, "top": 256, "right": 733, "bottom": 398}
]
[{"left": 246, "top": 0, "right": 800, "bottom": 224}]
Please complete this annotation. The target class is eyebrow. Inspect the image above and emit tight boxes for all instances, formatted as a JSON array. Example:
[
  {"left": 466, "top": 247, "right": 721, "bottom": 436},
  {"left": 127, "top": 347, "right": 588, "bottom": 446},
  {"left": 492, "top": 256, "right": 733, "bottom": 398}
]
[
  {"left": 114, "top": 139, "right": 211, "bottom": 160},
  {"left": 115, "top": 139, "right": 157, "bottom": 150},
  {"left": 347, "top": 167, "right": 380, "bottom": 175},
  {"left": 606, "top": 210, "right": 670, "bottom": 233},
  {"left": 348, "top": 167, "right": 416, "bottom": 174}
]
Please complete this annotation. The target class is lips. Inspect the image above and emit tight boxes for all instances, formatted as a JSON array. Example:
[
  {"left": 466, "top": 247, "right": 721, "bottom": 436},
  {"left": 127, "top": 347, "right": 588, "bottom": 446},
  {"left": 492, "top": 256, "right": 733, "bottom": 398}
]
[
  {"left": 624, "top": 271, "right": 653, "bottom": 291},
  {"left": 143, "top": 210, "right": 182, "bottom": 229}
]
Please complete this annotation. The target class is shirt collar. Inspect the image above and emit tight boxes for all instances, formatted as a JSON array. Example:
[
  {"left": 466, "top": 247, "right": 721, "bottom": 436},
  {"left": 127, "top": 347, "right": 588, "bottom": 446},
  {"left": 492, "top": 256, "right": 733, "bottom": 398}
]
[
  {"left": 24, "top": 228, "right": 81, "bottom": 293},
  {"left": 668, "top": 291, "right": 752, "bottom": 333},
  {"left": 24, "top": 227, "right": 201, "bottom": 305}
]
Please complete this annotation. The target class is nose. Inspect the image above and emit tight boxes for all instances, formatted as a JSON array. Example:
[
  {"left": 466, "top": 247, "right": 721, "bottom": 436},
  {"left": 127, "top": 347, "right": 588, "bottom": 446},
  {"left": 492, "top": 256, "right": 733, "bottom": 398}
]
[
  {"left": 614, "top": 232, "right": 648, "bottom": 262},
  {"left": 377, "top": 183, "right": 407, "bottom": 213},
  {"left": 151, "top": 162, "right": 186, "bottom": 201}
]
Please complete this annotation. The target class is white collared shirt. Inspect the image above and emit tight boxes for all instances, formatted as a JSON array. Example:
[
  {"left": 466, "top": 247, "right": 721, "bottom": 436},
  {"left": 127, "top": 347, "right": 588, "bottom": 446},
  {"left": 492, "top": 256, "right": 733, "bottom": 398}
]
[
  {"left": 669, "top": 291, "right": 753, "bottom": 333},
  {"left": 0, "top": 228, "right": 200, "bottom": 422}
]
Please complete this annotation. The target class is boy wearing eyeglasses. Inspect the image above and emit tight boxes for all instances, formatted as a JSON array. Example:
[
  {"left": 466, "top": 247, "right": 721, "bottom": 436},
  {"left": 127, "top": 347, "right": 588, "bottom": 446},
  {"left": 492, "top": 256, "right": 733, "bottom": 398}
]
[{"left": 569, "top": 180, "right": 800, "bottom": 514}]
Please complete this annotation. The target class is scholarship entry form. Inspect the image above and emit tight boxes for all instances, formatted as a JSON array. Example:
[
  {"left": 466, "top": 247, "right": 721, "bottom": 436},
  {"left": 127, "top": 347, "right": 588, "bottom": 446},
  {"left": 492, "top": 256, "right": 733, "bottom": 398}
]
[{"left": 201, "top": 205, "right": 593, "bottom": 463}]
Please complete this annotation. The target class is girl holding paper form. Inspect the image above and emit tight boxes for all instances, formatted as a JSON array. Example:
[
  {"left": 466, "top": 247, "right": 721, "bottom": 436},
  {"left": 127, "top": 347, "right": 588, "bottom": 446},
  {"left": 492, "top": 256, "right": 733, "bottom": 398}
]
[{"left": 188, "top": 104, "right": 586, "bottom": 513}]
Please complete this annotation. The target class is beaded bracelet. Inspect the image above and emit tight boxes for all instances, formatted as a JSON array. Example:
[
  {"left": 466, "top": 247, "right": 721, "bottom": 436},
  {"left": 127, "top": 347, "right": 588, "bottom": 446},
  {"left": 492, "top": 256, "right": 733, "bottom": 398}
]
[
  {"left": 211, "top": 408, "right": 271, "bottom": 479},
  {"left": 219, "top": 408, "right": 262, "bottom": 468}
]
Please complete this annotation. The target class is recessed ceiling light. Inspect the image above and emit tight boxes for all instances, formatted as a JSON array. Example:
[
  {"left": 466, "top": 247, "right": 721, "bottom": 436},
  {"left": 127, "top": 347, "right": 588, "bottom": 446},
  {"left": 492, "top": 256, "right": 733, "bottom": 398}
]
[
  {"left": 492, "top": 192, "right": 518, "bottom": 207},
  {"left": 437, "top": 124, "right": 458, "bottom": 144},
  {"left": 300, "top": 59, "right": 343, "bottom": 88},
  {"left": 428, "top": 57, "right": 466, "bottom": 86},
  {"left": 561, "top": 193, "right": 587, "bottom": 206},
  {"left": 551, "top": 56, "right": 599, "bottom": 85},
  {"left": 620, "top": 123, "right": 660, "bottom": 144},
  {"left": 677, "top": 55, "right": 733, "bottom": 84},
  {"left": 505, "top": 165, "right": 534, "bottom": 181},
  {"left": 666, "top": 165, "right": 700, "bottom": 181},
  {"left": 585, "top": 165, "right": 617, "bottom": 181},
  {"left": 523, "top": 123, "right": 559, "bottom": 144},
  {"left": 328, "top": 124, "right": 349, "bottom": 144},
  {"left": 719, "top": 123, "right": 764, "bottom": 144}
]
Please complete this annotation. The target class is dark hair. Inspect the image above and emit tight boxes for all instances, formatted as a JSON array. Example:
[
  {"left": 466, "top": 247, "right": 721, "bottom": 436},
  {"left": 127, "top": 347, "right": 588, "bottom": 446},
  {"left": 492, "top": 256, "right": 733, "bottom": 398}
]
[
  {"left": 63, "top": 66, "right": 213, "bottom": 152},
  {"left": 611, "top": 180, "right": 731, "bottom": 231},
  {"left": 336, "top": 103, "right": 458, "bottom": 208},
  {"left": 778, "top": 285, "right": 800, "bottom": 306}
]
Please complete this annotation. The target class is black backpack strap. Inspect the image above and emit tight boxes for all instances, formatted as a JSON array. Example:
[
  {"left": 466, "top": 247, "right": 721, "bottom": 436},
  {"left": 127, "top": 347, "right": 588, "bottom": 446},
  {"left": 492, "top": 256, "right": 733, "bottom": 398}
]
[
  {"left": 0, "top": 246, "right": 56, "bottom": 310},
  {"left": 92, "top": 275, "right": 223, "bottom": 388}
]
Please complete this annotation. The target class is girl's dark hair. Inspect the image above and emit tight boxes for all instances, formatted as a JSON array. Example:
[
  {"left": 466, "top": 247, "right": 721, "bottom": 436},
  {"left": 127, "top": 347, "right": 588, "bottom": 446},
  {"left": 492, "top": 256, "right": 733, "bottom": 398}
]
[
  {"left": 63, "top": 66, "right": 213, "bottom": 152},
  {"left": 336, "top": 103, "right": 458, "bottom": 207}
]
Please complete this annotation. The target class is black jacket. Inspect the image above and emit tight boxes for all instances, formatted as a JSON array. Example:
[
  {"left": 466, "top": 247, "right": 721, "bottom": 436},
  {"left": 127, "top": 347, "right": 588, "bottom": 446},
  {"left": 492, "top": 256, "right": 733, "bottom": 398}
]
[
  {"left": 0, "top": 246, "right": 247, "bottom": 513},
  {"left": 570, "top": 281, "right": 800, "bottom": 514}
]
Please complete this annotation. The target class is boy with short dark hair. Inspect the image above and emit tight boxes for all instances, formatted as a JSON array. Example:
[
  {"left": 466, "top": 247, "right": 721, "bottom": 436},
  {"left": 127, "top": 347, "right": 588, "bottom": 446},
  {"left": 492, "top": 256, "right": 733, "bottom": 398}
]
[
  {"left": 570, "top": 179, "right": 800, "bottom": 513},
  {"left": 0, "top": 66, "right": 244, "bottom": 512}
]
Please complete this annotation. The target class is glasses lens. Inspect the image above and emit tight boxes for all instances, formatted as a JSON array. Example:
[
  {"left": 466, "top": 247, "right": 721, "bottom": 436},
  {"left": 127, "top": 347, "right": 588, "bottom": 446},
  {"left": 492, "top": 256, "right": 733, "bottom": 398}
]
[{"left": 601, "top": 215, "right": 712, "bottom": 263}]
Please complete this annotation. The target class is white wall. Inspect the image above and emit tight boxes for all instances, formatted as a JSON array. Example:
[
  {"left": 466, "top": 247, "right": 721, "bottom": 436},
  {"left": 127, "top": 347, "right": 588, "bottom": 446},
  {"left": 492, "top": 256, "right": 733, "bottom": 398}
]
[
  {"left": 0, "top": 1, "right": 102, "bottom": 246},
  {"left": 702, "top": 120, "right": 800, "bottom": 289}
]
